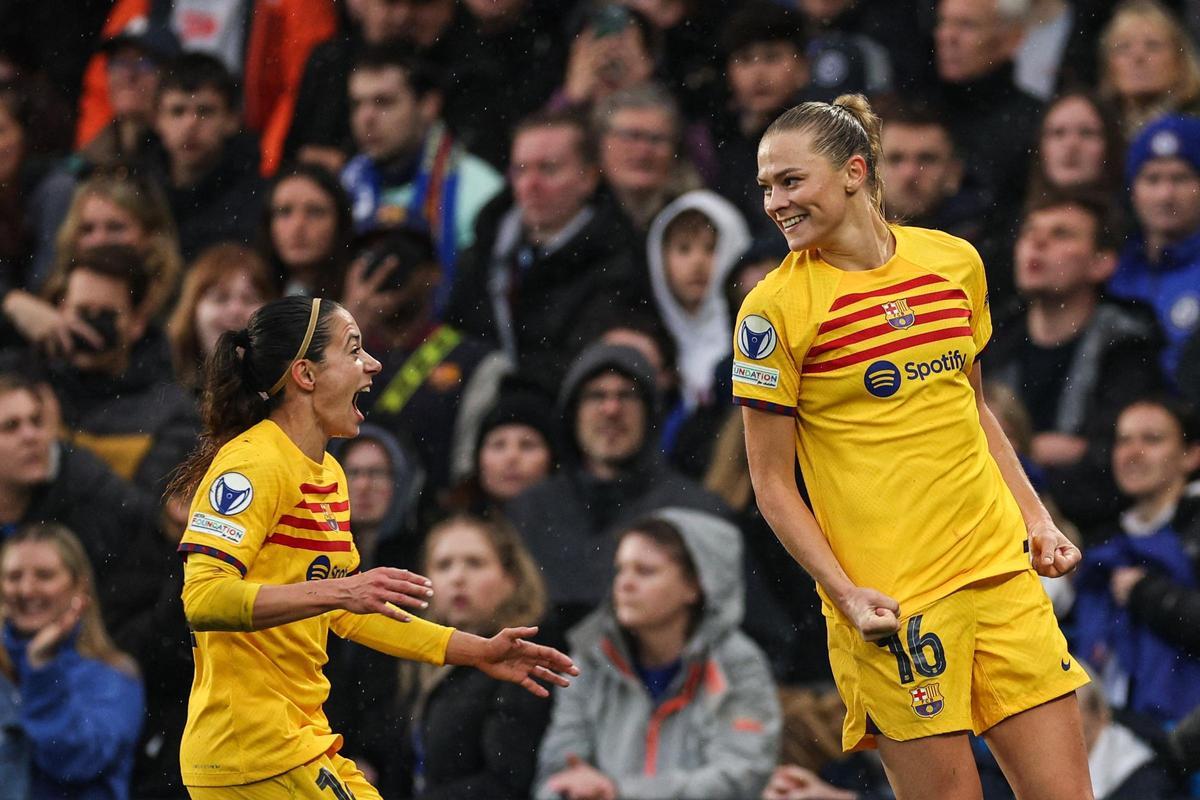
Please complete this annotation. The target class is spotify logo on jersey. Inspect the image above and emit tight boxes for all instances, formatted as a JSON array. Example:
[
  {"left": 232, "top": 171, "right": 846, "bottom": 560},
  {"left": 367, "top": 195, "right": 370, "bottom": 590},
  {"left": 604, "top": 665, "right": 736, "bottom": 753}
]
[{"left": 864, "top": 360, "right": 902, "bottom": 398}]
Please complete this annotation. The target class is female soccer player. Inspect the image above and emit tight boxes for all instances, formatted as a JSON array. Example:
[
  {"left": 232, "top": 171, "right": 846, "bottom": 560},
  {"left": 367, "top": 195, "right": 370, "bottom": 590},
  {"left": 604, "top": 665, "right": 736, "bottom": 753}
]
[
  {"left": 169, "top": 296, "right": 577, "bottom": 799},
  {"left": 736, "top": 95, "right": 1092, "bottom": 800}
]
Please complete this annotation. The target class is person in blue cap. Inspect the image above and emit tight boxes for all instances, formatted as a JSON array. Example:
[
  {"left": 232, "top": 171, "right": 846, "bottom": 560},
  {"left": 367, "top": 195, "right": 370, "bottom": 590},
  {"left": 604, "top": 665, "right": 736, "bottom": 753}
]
[{"left": 1112, "top": 114, "right": 1200, "bottom": 382}]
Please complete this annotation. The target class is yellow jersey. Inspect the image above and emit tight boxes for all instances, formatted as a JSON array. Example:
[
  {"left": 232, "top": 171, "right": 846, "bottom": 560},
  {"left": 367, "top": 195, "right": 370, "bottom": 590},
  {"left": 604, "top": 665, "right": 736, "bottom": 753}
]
[
  {"left": 733, "top": 226, "right": 1029, "bottom": 618},
  {"left": 177, "top": 419, "right": 451, "bottom": 786}
]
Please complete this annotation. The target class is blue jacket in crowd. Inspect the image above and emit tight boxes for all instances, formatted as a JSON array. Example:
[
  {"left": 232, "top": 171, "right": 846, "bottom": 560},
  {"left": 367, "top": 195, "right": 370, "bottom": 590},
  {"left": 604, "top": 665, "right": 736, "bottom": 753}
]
[
  {"left": 3, "top": 623, "right": 144, "bottom": 800},
  {"left": 1112, "top": 229, "right": 1200, "bottom": 381}
]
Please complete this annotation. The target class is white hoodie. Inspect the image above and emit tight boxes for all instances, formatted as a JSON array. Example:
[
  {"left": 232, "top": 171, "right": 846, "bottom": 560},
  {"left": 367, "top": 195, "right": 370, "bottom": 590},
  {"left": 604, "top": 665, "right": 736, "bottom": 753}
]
[{"left": 647, "top": 190, "right": 752, "bottom": 409}]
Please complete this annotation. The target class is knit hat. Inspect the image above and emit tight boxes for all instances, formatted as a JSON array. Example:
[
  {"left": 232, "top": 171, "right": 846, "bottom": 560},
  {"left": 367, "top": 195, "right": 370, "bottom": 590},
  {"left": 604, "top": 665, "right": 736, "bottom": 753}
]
[
  {"left": 476, "top": 389, "right": 557, "bottom": 460},
  {"left": 1126, "top": 115, "right": 1200, "bottom": 185}
]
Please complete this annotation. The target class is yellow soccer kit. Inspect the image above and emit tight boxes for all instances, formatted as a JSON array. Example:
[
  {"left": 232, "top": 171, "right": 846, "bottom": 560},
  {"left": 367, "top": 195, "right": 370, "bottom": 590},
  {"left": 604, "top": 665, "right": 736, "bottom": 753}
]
[
  {"left": 733, "top": 227, "right": 1087, "bottom": 746},
  {"left": 733, "top": 226, "right": 1029, "bottom": 615},
  {"left": 178, "top": 419, "right": 454, "bottom": 787}
]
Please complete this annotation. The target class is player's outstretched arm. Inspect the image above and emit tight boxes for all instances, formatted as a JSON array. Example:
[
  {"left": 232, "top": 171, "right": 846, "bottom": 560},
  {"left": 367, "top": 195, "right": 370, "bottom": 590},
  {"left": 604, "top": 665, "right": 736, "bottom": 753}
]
[
  {"left": 445, "top": 626, "right": 580, "bottom": 698},
  {"left": 970, "top": 364, "right": 1081, "bottom": 578},
  {"left": 743, "top": 407, "right": 900, "bottom": 641}
]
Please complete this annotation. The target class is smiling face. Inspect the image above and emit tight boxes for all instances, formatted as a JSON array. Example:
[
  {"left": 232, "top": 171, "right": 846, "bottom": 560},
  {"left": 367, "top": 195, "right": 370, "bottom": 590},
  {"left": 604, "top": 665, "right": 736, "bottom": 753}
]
[
  {"left": 427, "top": 522, "right": 516, "bottom": 634},
  {"left": 758, "top": 128, "right": 854, "bottom": 252},
  {"left": 308, "top": 308, "right": 382, "bottom": 440},
  {"left": 1, "top": 540, "right": 77, "bottom": 637}
]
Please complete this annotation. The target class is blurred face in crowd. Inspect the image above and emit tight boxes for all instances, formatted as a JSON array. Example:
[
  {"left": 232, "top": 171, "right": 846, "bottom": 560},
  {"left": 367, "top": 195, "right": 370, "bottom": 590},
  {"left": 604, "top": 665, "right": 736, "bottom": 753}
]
[
  {"left": 663, "top": 226, "right": 717, "bottom": 314},
  {"left": 728, "top": 42, "right": 808, "bottom": 119},
  {"left": 881, "top": 122, "right": 961, "bottom": 220},
  {"left": 427, "top": 521, "right": 515, "bottom": 633},
  {"left": 343, "top": 439, "right": 394, "bottom": 527},
  {"left": 575, "top": 371, "right": 646, "bottom": 475},
  {"left": 510, "top": 125, "right": 599, "bottom": 239},
  {"left": 1132, "top": 157, "right": 1200, "bottom": 245},
  {"left": 270, "top": 176, "right": 339, "bottom": 272},
  {"left": 0, "top": 103, "right": 24, "bottom": 186},
  {"left": 729, "top": 258, "right": 777, "bottom": 309},
  {"left": 601, "top": 328, "right": 674, "bottom": 394},
  {"left": 758, "top": 129, "right": 855, "bottom": 252},
  {"left": 106, "top": 45, "right": 160, "bottom": 121},
  {"left": 623, "top": 0, "right": 686, "bottom": 29},
  {"left": 349, "top": 67, "right": 438, "bottom": 164},
  {"left": 76, "top": 194, "right": 148, "bottom": 253},
  {"left": 155, "top": 87, "right": 239, "bottom": 183},
  {"left": 1112, "top": 403, "right": 1199, "bottom": 504},
  {"left": 1, "top": 540, "right": 77, "bottom": 637},
  {"left": 935, "top": 0, "right": 1024, "bottom": 84},
  {"left": 797, "top": 0, "right": 855, "bottom": 22},
  {"left": 1015, "top": 204, "right": 1114, "bottom": 301},
  {"left": 601, "top": 107, "right": 677, "bottom": 194},
  {"left": 478, "top": 423, "right": 552, "bottom": 502},
  {"left": 1106, "top": 13, "right": 1179, "bottom": 101},
  {"left": 1040, "top": 97, "right": 1108, "bottom": 189},
  {"left": 613, "top": 532, "right": 699, "bottom": 637},
  {"left": 194, "top": 270, "right": 266, "bottom": 358},
  {"left": 463, "top": 0, "right": 527, "bottom": 24},
  {"left": 59, "top": 268, "right": 146, "bottom": 375},
  {"left": 359, "top": 0, "right": 456, "bottom": 47},
  {"left": 0, "top": 389, "right": 52, "bottom": 493}
]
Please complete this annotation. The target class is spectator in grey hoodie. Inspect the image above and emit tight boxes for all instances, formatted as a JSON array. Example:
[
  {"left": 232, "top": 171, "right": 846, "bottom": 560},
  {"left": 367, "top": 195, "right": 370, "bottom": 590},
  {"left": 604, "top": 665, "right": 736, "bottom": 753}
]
[{"left": 536, "top": 507, "right": 781, "bottom": 800}]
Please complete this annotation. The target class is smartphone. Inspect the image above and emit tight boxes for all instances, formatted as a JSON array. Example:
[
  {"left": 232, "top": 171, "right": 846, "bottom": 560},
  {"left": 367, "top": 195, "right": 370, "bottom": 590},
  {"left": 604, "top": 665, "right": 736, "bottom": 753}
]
[
  {"left": 591, "top": 4, "right": 632, "bottom": 38},
  {"left": 71, "top": 308, "right": 120, "bottom": 354}
]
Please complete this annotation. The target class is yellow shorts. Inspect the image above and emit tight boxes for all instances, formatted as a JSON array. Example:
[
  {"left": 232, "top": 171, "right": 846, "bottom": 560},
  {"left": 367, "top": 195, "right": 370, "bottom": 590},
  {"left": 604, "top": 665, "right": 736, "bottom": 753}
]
[
  {"left": 828, "top": 569, "right": 1089, "bottom": 751},
  {"left": 186, "top": 752, "right": 381, "bottom": 800}
]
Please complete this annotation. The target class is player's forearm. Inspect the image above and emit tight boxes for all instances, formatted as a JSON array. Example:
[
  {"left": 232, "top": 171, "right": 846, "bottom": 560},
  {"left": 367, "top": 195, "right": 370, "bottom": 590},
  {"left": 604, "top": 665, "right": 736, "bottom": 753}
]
[
  {"left": 443, "top": 629, "right": 491, "bottom": 668},
  {"left": 979, "top": 400, "right": 1053, "bottom": 531},
  {"left": 247, "top": 578, "right": 366, "bottom": 630},
  {"left": 753, "top": 470, "right": 857, "bottom": 606}
]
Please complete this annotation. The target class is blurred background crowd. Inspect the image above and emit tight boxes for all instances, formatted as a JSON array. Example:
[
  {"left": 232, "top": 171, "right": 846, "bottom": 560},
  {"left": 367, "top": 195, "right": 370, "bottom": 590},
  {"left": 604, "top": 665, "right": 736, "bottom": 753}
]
[{"left": 0, "top": 0, "right": 1199, "bottom": 797}]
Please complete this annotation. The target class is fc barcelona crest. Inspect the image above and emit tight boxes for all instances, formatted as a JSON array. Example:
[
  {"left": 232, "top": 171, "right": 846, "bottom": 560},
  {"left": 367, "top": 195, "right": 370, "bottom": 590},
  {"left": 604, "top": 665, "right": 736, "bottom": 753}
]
[
  {"left": 882, "top": 299, "right": 916, "bottom": 329},
  {"left": 320, "top": 503, "right": 339, "bottom": 532},
  {"left": 910, "top": 683, "right": 944, "bottom": 718}
]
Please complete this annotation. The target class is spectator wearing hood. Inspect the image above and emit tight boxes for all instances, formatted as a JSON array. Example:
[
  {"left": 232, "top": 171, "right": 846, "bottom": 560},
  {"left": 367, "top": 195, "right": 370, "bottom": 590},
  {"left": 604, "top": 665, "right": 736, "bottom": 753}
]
[
  {"left": 505, "top": 343, "right": 727, "bottom": 626},
  {"left": 646, "top": 190, "right": 751, "bottom": 411},
  {"left": 535, "top": 508, "right": 780, "bottom": 800},
  {"left": 1112, "top": 114, "right": 1200, "bottom": 381}
]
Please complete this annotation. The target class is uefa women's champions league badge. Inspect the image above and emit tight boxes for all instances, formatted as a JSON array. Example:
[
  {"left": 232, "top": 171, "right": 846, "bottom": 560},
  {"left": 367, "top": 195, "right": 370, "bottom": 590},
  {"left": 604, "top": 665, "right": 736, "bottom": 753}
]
[
  {"left": 210, "top": 472, "right": 253, "bottom": 516},
  {"left": 738, "top": 315, "right": 778, "bottom": 360}
]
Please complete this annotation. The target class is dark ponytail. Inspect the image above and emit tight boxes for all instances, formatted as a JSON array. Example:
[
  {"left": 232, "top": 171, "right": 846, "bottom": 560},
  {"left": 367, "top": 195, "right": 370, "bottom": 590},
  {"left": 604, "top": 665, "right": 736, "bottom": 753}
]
[{"left": 167, "top": 296, "right": 342, "bottom": 501}]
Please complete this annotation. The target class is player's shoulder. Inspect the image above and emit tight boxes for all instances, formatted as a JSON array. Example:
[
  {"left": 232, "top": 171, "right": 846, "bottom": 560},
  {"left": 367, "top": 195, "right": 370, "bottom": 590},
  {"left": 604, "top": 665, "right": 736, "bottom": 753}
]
[
  {"left": 739, "top": 252, "right": 801, "bottom": 313},
  {"left": 208, "top": 421, "right": 291, "bottom": 482},
  {"left": 895, "top": 225, "right": 983, "bottom": 282}
]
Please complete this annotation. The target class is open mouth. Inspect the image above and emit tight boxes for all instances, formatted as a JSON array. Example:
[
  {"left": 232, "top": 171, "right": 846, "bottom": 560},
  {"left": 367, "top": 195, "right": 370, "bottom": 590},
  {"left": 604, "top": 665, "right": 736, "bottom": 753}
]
[
  {"left": 780, "top": 214, "right": 808, "bottom": 230},
  {"left": 352, "top": 385, "right": 370, "bottom": 421}
]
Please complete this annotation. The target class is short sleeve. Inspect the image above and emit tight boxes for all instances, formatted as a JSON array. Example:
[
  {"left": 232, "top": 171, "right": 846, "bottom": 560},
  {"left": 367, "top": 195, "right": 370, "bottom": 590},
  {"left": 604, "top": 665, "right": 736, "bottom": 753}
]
[
  {"left": 178, "top": 449, "right": 284, "bottom": 577},
  {"left": 731, "top": 284, "right": 800, "bottom": 416},
  {"left": 965, "top": 245, "right": 992, "bottom": 354}
]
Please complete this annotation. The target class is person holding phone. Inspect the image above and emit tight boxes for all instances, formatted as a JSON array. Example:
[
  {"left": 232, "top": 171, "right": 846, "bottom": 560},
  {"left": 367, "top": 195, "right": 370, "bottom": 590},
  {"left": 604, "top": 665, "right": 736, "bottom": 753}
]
[{"left": 46, "top": 244, "right": 198, "bottom": 501}]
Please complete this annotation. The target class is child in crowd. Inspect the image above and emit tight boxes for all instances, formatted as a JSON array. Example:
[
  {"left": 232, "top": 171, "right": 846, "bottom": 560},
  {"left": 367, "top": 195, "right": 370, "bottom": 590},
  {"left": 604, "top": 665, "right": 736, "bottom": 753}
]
[{"left": 647, "top": 189, "right": 750, "bottom": 410}]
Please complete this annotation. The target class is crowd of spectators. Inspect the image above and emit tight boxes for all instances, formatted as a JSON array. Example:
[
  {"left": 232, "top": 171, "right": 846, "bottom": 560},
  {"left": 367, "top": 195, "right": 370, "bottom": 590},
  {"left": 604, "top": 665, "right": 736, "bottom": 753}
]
[{"left": 1, "top": 0, "right": 1200, "bottom": 797}]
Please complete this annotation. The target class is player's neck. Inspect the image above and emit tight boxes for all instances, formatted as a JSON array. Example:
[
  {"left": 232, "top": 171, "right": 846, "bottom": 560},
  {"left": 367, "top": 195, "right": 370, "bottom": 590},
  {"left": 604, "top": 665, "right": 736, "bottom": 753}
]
[
  {"left": 270, "top": 407, "right": 328, "bottom": 464},
  {"left": 1027, "top": 290, "right": 1097, "bottom": 346},
  {"left": 818, "top": 210, "right": 894, "bottom": 272}
]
